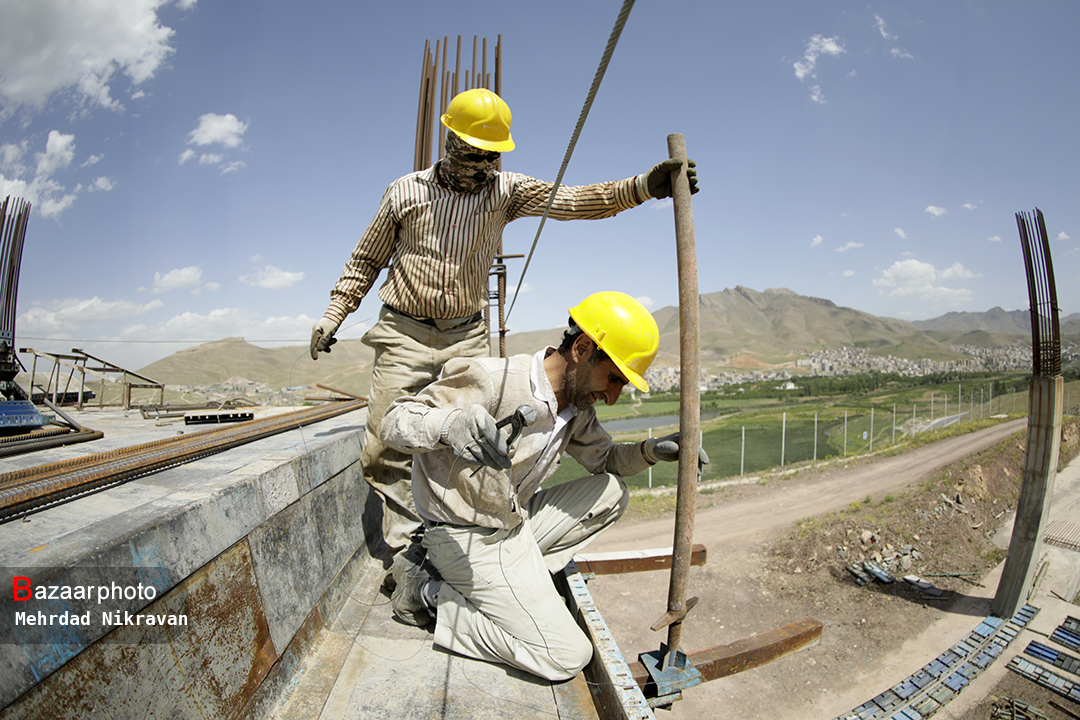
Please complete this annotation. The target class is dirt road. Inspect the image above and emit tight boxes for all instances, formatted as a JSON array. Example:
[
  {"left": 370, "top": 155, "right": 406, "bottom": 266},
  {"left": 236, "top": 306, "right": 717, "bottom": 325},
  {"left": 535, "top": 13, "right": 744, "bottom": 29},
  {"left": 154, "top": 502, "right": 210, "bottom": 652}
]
[{"left": 584, "top": 418, "right": 1030, "bottom": 720}]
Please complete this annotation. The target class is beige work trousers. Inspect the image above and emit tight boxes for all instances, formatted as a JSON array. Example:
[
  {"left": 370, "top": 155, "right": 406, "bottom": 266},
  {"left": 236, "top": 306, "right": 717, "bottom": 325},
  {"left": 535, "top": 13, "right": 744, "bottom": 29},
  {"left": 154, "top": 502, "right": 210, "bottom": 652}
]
[
  {"left": 361, "top": 307, "right": 490, "bottom": 554},
  {"left": 423, "top": 472, "right": 629, "bottom": 682}
]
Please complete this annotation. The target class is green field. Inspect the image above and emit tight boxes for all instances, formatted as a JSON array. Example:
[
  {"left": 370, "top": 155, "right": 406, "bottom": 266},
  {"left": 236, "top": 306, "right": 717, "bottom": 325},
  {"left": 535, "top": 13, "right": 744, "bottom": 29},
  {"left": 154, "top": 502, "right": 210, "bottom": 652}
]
[{"left": 543, "top": 375, "right": 1080, "bottom": 490}]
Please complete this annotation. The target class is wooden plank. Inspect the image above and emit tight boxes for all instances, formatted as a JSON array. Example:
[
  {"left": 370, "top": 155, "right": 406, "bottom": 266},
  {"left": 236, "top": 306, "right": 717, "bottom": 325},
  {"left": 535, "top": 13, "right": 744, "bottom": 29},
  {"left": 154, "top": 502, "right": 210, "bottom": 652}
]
[
  {"left": 575, "top": 545, "right": 707, "bottom": 576},
  {"left": 627, "top": 617, "right": 823, "bottom": 687}
]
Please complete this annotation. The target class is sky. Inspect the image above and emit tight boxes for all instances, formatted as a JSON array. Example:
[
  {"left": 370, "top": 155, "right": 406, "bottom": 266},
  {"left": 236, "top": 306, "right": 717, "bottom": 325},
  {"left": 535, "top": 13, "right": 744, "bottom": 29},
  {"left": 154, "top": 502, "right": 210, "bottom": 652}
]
[{"left": 2, "top": 0, "right": 1079, "bottom": 372}]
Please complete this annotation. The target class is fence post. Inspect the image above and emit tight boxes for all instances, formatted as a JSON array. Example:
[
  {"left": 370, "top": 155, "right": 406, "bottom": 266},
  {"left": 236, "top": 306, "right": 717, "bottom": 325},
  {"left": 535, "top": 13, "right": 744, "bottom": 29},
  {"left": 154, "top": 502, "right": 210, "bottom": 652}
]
[
  {"left": 870, "top": 408, "right": 874, "bottom": 453},
  {"left": 781, "top": 412, "right": 786, "bottom": 467},
  {"left": 844, "top": 411, "right": 848, "bottom": 456},
  {"left": 814, "top": 413, "right": 818, "bottom": 462},
  {"left": 740, "top": 426, "right": 745, "bottom": 476},
  {"left": 892, "top": 404, "right": 896, "bottom": 445}
]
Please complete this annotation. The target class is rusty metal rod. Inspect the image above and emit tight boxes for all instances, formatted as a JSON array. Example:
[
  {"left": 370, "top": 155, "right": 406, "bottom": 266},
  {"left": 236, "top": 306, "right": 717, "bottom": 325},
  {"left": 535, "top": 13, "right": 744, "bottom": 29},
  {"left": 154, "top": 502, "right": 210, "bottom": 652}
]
[
  {"left": 0, "top": 400, "right": 365, "bottom": 522},
  {"left": 663, "top": 133, "right": 701, "bottom": 665}
]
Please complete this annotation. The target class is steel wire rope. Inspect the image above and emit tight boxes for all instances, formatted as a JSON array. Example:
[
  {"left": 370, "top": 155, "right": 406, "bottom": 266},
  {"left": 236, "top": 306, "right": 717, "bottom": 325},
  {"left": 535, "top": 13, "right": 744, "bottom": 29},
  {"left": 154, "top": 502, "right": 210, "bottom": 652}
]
[{"left": 504, "top": 0, "right": 636, "bottom": 323}]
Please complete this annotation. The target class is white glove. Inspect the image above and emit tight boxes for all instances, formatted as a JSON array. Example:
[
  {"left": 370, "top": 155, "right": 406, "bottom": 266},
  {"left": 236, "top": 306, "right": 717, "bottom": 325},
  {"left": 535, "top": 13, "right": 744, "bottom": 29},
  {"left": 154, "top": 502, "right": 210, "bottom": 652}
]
[
  {"left": 309, "top": 318, "right": 340, "bottom": 360},
  {"left": 643, "top": 431, "right": 710, "bottom": 466},
  {"left": 440, "top": 405, "right": 511, "bottom": 470}
]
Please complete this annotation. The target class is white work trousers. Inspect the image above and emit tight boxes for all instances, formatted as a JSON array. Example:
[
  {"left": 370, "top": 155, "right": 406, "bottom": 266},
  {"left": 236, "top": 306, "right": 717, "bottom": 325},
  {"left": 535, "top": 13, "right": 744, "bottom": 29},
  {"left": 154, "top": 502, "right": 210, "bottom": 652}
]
[{"left": 423, "top": 472, "right": 629, "bottom": 682}]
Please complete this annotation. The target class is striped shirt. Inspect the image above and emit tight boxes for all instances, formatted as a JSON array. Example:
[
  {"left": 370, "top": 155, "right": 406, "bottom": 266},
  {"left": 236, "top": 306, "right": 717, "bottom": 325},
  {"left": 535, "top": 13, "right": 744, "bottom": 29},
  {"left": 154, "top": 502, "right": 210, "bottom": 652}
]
[{"left": 322, "top": 164, "right": 650, "bottom": 325}]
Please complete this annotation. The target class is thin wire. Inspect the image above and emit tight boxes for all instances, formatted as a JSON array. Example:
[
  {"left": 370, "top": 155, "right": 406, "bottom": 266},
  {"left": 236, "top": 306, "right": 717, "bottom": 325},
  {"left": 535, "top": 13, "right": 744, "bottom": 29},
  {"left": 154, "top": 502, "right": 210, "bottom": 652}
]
[{"left": 504, "top": 0, "right": 636, "bottom": 323}]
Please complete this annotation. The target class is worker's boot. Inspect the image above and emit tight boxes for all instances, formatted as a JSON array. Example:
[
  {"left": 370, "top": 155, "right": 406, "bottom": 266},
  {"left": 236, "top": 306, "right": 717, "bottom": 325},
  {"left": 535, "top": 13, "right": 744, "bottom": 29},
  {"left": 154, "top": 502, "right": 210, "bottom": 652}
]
[{"left": 390, "top": 541, "right": 439, "bottom": 626}]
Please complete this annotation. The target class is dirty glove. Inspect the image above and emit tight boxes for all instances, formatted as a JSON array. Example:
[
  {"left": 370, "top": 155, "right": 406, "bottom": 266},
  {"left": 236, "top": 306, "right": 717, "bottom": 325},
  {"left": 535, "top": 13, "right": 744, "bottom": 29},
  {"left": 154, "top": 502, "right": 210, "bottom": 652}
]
[
  {"left": 440, "top": 405, "right": 511, "bottom": 471},
  {"left": 309, "top": 318, "right": 339, "bottom": 360},
  {"left": 642, "top": 432, "right": 710, "bottom": 467},
  {"left": 645, "top": 158, "right": 698, "bottom": 199}
]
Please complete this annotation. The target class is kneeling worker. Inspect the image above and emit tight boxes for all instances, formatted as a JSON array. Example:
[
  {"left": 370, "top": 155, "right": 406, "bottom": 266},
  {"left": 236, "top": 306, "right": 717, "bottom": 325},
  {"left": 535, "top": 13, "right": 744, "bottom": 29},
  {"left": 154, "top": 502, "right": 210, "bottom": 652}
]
[{"left": 379, "top": 291, "right": 707, "bottom": 682}]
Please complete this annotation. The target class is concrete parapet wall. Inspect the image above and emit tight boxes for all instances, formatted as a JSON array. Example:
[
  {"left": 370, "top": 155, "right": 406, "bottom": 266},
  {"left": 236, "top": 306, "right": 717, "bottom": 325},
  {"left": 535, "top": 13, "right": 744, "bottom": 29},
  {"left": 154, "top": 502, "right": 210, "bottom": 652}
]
[{"left": 0, "top": 417, "right": 374, "bottom": 718}]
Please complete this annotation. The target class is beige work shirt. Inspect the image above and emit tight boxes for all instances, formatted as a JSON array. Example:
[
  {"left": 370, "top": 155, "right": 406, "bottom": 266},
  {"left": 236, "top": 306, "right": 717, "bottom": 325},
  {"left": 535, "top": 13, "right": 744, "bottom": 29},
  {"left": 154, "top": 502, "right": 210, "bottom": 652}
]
[{"left": 380, "top": 348, "right": 651, "bottom": 530}]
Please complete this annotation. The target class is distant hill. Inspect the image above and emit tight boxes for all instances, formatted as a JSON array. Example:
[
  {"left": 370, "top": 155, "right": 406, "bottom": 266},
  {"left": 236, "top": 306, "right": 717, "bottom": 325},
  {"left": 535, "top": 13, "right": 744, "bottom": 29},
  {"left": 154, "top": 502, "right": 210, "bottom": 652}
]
[
  {"left": 913, "top": 307, "right": 1080, "bottom": 335},
  {"left": 137, "top": 289, "right": 1077, "bottom": 390},
  {"left": 139, "top": 337, "right": 377, "bottom": 397}
]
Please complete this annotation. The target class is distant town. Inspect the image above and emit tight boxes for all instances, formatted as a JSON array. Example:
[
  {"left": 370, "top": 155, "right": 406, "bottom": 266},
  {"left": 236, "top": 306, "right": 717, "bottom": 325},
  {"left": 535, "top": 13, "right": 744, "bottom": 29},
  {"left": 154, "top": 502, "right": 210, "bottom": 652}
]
[{"left": 643, "top": 343, "right": 1080, "bottom": 393}]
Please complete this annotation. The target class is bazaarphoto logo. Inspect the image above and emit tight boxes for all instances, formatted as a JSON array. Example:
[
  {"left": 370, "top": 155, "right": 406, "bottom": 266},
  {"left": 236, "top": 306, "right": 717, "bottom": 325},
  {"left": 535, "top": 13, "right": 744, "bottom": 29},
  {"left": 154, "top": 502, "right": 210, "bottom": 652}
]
[{"left": 2, "top": 566, "right": 187, "bottom": 645}]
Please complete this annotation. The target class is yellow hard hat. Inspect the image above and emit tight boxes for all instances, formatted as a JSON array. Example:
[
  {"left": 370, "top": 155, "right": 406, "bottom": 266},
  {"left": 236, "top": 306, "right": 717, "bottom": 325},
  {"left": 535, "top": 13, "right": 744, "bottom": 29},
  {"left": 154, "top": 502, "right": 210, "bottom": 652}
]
[
  {"left": 440, "top": 88, "right": 515, "bottom": 152},
  {"left": 568, "top": 291, "right": 659, "bottom": 393}
]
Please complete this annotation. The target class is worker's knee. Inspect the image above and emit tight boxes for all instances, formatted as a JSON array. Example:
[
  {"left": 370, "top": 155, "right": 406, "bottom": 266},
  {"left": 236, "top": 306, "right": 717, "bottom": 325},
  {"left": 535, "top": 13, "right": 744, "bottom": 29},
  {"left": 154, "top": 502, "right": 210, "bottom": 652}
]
[{"left": 536, "top": 630, "right": 594, "bottom": 682}]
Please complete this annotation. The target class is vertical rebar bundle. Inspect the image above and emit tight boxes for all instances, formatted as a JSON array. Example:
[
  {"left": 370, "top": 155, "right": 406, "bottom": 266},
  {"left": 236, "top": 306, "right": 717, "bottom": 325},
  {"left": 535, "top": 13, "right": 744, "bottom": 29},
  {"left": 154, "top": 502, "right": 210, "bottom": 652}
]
[
  {"left": 1017, "top": 208, "right": 1061, "bottom": 376},
  {"left": 415, "top": 35, "right": 510, "bottom": 355},
  {"left": 1, "top": 196, "right": 31, "bottom": 382}
]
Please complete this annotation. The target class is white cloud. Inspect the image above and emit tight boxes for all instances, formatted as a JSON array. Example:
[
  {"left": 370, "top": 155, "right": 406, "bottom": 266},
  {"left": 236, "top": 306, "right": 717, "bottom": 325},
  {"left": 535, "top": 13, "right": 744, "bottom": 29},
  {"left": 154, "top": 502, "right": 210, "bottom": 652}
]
[
  {"left": 925, "top": 205, "right": 947, "bottom": 217},
  {"left": 507, "top": 282, "right": 533, "bottom": 296},
  {"left": 220, "top": 161, "right": 246, "bottom": 174},
  {"left": 198, "top": 153, "right": 223, "bottom": 166},
  {"left": 890, "top": 47, "right": 914, "bottom": 60},
  {"left": 187, "top": 113, "right": 248, "bottom": 148},
  {"left": 19, "top": 297, "right": 162, "bottom": 333},
  {"left": 962, "top": 203, "right": 977, "bottom": 210},
  {"left": 810, "top": 235, "right": 823, "bottom": 248},
  {"left": 0, "top": 0, "right": 179, "bottom": 117},
  {"left": 0, "top": 131, "right": 85, "bottom": 218},
  {"left": 636, "top": 296, "right": 654, "bottom": 310},
  {"left": 35, "top": 131, "right": 75, "bottom": 177},
  {"left": 1058, "top": 231, "right": 1071, "bottom": 241},
  {"left": 794, "top": 35, "right": 845, "bottom": 80},
  {"left": 874, "top": 15, "right": 896, "bottom": 40},
  {"left": 988, "top": 235, "right": 1002, "bottom": 243},
  {"left": 649, "top": 198, "right": 673, "bottom": 211},
  {"left": 153, "top": 266, "right": 203, "bottom": 293},
  {"left": 843, "top": 270, "right": 855, "bottom": 277},
  {"left": 894, "top": 228, "right": 907, "bottom": 240},
  {"left": 835, "top": 242, "right": 864, "bottom": 252},
  {"left": 873, "top": 259, "right": 980, "bottom": 303},
  {"left": 239, "top": 264, "right": 305, "bottom": 290},
  {"left": 178, "top": 149, "right": 196, "bottom": 164},
  {"left": 87, "top": 176, "right": 114, "bottom": 192}
]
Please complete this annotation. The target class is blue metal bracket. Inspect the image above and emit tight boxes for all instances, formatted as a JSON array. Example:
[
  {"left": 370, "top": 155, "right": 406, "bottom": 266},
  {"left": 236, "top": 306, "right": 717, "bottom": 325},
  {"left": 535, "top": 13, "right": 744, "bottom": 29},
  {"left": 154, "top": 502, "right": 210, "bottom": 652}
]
[{"left": 638, "top": 643, "right": 703, "bottom": 698}]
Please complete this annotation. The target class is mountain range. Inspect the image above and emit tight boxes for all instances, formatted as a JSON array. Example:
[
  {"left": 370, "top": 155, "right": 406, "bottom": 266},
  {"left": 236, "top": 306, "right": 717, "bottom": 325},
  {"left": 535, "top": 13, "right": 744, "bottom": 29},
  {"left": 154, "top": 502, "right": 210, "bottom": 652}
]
[{"left": 139, "top": 287, "right": 1080, "bottom": 396}]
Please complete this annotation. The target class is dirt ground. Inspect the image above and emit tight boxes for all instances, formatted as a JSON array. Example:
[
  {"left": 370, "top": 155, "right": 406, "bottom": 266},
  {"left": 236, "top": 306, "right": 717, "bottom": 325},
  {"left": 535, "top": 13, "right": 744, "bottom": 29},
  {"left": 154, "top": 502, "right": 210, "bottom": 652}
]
[{"left": 586, "top": 417, "right": 1080, "bottom": 720}]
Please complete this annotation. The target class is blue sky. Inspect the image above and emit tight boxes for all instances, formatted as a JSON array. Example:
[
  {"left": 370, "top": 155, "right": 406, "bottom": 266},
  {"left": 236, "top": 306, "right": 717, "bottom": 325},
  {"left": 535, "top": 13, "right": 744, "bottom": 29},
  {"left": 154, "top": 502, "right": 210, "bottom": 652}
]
[{"left": 2, "top": 0, "right": 1078, "bottom": 371}]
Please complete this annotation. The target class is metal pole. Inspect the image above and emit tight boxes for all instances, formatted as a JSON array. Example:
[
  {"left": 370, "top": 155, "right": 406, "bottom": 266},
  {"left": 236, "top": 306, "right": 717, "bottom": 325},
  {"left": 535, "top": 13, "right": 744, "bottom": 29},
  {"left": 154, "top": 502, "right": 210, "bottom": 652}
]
[
  {"left": 781, "top": 412, "right": 786, "bottom": 467},
  {"left": 741, "top": 426, "right": 745, "bottom": 475},
  {"left": 663, "top": 133, "right": 700, "bottom": 665},
  {"left": 870, "top": 408, "right": 874, "bottom": 453}
]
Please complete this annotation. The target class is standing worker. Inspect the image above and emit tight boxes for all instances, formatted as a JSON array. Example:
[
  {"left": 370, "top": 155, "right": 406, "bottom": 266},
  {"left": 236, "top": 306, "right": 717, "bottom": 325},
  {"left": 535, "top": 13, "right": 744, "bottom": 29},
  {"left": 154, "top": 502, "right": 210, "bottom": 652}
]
[
  {"left": 379, "top": 291, "right": 707, "bottom": 681},
  {"left": 310, "top": 88, "right": 699, "bottom": 558}
]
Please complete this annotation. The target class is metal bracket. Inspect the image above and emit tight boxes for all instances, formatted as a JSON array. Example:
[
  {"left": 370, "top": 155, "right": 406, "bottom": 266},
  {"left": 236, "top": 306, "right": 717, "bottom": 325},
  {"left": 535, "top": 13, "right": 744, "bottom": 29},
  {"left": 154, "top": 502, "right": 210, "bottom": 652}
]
[{"left": 638, "top": 643, "right": 703, "bottom": 699}]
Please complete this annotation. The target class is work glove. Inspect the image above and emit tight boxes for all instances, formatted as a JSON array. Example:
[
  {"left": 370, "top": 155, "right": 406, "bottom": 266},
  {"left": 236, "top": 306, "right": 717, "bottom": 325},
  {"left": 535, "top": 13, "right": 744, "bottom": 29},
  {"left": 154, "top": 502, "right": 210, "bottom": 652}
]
[
  {"left": 645, "top": 158, "right": 698, "bottom": 199},
  {"left": 440, "top": 405, "right": 511, "bottom": 471},
  {"left": 642, "top": 432, "right": 710, "bottom": 468},
  {"left": 309, "top": 318, "right": 340, "bottom": 360}
]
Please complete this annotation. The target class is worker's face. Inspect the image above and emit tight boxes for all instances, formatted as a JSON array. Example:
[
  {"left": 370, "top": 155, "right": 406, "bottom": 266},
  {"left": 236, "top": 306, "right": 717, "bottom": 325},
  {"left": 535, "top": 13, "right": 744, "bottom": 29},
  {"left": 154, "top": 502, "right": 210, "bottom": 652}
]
[
  {"left": 442, "top": 132, "right": 499, "bottom": 193},
  {"left": 564, "top": 338, "right": 629, "bottom": 410}
]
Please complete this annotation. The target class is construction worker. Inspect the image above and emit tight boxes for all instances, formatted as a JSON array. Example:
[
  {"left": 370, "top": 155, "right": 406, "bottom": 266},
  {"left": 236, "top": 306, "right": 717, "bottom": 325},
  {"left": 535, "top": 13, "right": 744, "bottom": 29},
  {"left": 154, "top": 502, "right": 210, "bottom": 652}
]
[
  {"left": 310, "top": 88, "right": 699, "bottom": 558},
  {"left": 379, "top": 291, "right": 708, "bottom": 681}
]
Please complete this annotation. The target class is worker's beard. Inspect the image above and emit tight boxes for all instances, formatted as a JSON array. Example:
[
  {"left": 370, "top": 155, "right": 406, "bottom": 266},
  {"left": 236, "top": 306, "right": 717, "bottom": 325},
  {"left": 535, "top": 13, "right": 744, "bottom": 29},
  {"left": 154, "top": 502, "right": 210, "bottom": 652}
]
[
  {"left": 440, "top": 132, "right": 499, "bottom": 194},
  {"left": 561, "top": 356, "right": 601, "bottom": 411}
]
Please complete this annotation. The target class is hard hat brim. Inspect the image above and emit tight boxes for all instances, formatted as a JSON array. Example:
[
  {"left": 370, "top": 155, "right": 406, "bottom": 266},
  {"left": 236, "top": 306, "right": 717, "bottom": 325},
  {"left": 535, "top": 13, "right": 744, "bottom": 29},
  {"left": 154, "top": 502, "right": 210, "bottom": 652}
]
[{"left": 442, "top": 124, "right": 515, "bottom": 153}]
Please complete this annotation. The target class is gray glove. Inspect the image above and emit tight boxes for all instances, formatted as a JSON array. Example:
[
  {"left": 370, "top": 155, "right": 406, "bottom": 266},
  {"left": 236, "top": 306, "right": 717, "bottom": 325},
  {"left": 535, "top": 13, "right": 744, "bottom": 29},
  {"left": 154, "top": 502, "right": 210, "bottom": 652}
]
[
  {"left": 643, "top": 432, "right": 710, "bottom": 467},
  {"left": 309, "top": 318, "right": 339, "bottom": 360},
  {"left": 440, "top": 405, "right": 511, "bottom": 470},
  {"left": 646, "top": 158, "right": 698, "bottom": 199}
]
